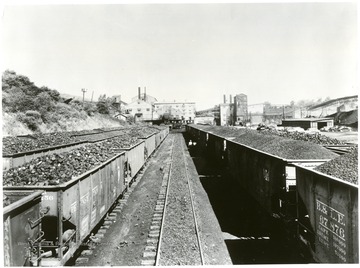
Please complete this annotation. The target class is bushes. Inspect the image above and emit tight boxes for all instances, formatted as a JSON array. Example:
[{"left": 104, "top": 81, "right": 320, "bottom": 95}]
[
  {"left": 2, "top": 87, "right": 34, "bottom": 113},
  {"left": 96, "top": 101, "right": 110, "bottom": 114},
  {"left": 17, "top": 111, "right": 42, "bottom": 131},
  {"left": 84, "top": 102, "right": 97, "bottom": 116}
]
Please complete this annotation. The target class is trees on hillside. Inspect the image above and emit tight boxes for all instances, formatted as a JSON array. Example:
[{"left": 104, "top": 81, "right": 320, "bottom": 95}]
[
  {"left": 96, "top": 94, "right": 116, "bottom": 114},
  {"left": 2, "top": 70, "right": 60, "bottom": 115},
  {"left": 2, "top": 70, "right": 82, "bottom": 131}
]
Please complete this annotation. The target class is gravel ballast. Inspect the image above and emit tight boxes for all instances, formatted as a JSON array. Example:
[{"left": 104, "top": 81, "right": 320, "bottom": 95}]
[{"left": 159, "top": 134, "right": 202, "bottom": 265}]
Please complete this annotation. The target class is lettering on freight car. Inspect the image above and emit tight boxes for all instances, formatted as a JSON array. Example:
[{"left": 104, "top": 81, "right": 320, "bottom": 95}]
[
  {"left": 329, "top": 222, "right": 345, "bottom": 240},
  {"left": 330, "top": 209, "right": 345, "bottom": 226},
  {"left": 318, "top": 223, "right": 329, "bottom": 235},
  {"left": 92, "top": 186, "right": 99, "bottom": 196},
  {"left": 316, "top": 201, "right": 328, "bottom": 215},
  {"left": 316, "top": 199, "right": 347, "bottom": 262},
  {"left": 317, "top": 229, "right": 329, "bottom": 242},
  {"left": 80, "top": 193, "right": 89, "bottom": 205},
  {"left": 318, "top": 236, "right": 329, "bottom": 249},
  {"left": 41, "top": 194, "right": 54, "bottom": 201},
  {"left": 335, "top": 249, "right": 347, "bottom": 262},
  {"left": 333, "top": 235, "right": 346, "bottom": 248}
]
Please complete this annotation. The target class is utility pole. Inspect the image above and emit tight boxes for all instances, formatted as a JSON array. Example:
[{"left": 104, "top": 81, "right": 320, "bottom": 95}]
[
  {"left": 81, "top": 88, "right": 87, "bottom": 107},
  {"left": 282, "top": 105, "right": 285, "bottom": 119}
]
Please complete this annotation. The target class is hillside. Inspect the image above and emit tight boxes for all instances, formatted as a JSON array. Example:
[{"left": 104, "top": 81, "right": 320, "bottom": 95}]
[{"left": 1, "top": 70, "right": 129, "bottom": 137}]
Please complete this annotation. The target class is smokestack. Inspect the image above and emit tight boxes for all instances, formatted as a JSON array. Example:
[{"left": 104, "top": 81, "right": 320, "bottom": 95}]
[
  {"left": 223, "top": 94, "right": 226, "bottom": 104},
  {"left": 230, "top": 94, "right": 232, "bottom": 104},
  {"left": 144, "top": 87, "right": 147, "bottom": 102},
  {"left": 234, "top": 96, "right": 237, "bottom": 122},
  {"left": 138, "top": 87, "right": 141, "bottom": 100}
]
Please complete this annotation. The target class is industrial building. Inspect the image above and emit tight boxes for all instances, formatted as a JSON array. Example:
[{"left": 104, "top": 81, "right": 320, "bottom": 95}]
[
  {"left": 124, "top": 87, "right": 157, "bottom": 121},
  {"left": 125, "top": 99, "right": 153, "bottom": 121},
  {"left": 234, "top": 94, "right": 248, "bottom": 123},
  {"left": 153, "top": 102, "right": 196, "bottom": 123},
  {"left": 219, "top": 102, "right": 233, "bottom": 126},
  {"left": 218, "top": 94, "right": 248, "bottom": 126},
  {"left": 281, "top": 118, "right": 334, "bottom": 130}
]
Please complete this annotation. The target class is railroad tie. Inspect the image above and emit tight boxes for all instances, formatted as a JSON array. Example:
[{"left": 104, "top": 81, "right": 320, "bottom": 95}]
[
  {"left": 80, "top": 250, "right": 93, "bottom": 256},
  {"left": 97, "top": 228, "right": 107, "bottom": 234},
  {"left": 146, "top": 238, "right": 159, "bottom": 245},
  {"left": 141, "top": 259, "right": 156, "bottom": 266},
  {"left": 75, "top": 257, "right": 89, "bottom": 265}
]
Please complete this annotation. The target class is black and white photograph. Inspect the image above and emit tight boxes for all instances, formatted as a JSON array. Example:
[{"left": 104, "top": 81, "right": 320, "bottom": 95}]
[{"left": 1, "top": 0, "right": 358, "bottom": 266}]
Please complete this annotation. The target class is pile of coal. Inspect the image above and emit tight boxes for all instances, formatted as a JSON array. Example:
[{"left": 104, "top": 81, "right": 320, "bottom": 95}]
[
  {"left": 2, "top": 126, "right": 157, "bottom": 155},
  {"left": 231, "top": 131, "right": 338, "bottom": 160},
  {"left": 2, "top": 142, "right": 118, "bottom": 186},
  {"left": 261, "top": 129, "right": 346, "bottom": 145},
  {"left": 126, "top": 127, "right": 157, "bottom": 138},
  {"left": 2, "top": 131, "right": 145, "bottom": 187},
  {"left": 192, "top": 125, "right": 346, "bottom": 146},
  {"left": 103, "top": 134, "right": 140, "bottom": 149},
  {"left": 3, "top": 132, "right": 83, "bottom": 155},
  {"left": 315, "top": 146, "right": 358, "bottom": 184}
]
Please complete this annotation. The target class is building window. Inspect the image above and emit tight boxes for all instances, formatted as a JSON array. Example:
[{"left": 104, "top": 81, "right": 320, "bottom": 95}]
[
  {"left": 146, "top": 108, "right": 150, "bottom": 111},
  {"left": 137, "top": 108, "right": 141, "bottom": 112}
]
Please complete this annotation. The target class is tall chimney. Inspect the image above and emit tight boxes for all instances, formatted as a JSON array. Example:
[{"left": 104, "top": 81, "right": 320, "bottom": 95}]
[
  {"left": 223, "top": 94, "right": 226, "bottom": 104},
  {"left": 144, "top": 87, "right": 147, "bottom": 102},
  {"left": 138, "top": 87, "right": 141, "bottom": 100},
  {"left": 230, "top": 94, "right": 232, "bottom": 104}
]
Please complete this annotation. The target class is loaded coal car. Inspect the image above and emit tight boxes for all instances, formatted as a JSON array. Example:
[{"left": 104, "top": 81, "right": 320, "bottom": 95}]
[
  {"left": 3, "top": 147, "right": 127, "bottom": 266},
  {"left": 185, "top": 125, "right": 238, "bottom": 165},
  {"left": 2, "top": 138, "right": 86, "bottom": 171},
  {"left": 3, "top": 190, "right": 45, "bottom": 266},
  {"left": 294, "top": 148, "right": 358, "bottom": 263},
  {"left": 223, "top": 130, "right": 337, "bottom": 221},
  {"left": 185, "top": 124, "right": 352, "bottom": 261}
]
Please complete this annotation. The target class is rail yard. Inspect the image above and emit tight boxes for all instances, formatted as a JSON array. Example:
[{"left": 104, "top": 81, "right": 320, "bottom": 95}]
[{"left": 2, "top": 124, "right": 359, "bottom": 265}]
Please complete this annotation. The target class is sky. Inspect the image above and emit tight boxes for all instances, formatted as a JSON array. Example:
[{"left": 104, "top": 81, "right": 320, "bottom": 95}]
[{"left": 1, "top": 1, "right": 358, "bottom": 110}]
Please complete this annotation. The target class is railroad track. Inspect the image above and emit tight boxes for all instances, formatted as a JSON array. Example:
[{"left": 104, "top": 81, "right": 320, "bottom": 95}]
[
  {"left": 323, "top": 144, "right": 357, "bottom": 155},
  {"left": 179, "top": 135, "right": 205, "bottom": 265},
  {"left": 140, "top": 135, "right": 175, "bottom": 266},
  {"left": 65, "top": 133, "right": 204, "bottom": 266},
  {"left": 141, "top": 134, "right": 204, "bottom": 266}
]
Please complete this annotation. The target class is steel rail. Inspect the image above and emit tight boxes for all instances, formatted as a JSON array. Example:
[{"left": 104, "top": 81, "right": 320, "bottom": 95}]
[
  {"left": 180, "top": 136, "right": 205, "bottom": 265},
  {"left": 155, "top": 135, "right": 175, "bottom": 266}
]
